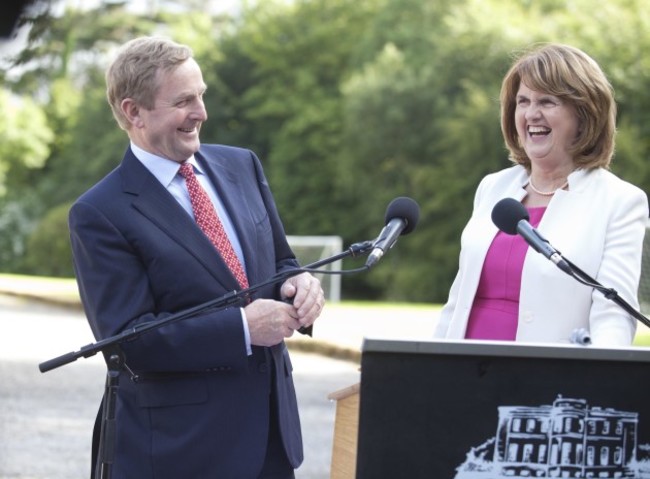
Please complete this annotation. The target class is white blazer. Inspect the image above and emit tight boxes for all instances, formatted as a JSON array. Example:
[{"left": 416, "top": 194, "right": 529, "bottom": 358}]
[{"left": 435, "top": 165, "right": 648, "bottom": 346}]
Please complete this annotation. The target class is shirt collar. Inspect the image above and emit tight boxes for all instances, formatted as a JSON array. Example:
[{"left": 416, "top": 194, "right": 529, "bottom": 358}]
[{"left": 130, "top": 142, "right": 203, "bottom": 187}]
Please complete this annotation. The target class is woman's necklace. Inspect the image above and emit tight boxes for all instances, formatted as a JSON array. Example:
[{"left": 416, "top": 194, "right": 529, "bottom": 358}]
[{"left": 528, "top": 177, "right": 569, "bottom": 196}]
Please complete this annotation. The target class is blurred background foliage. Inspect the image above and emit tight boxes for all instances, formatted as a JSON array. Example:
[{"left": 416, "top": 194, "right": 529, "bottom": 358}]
[{"left": 0, "top": 0, "right": 648, "bottom": 302}]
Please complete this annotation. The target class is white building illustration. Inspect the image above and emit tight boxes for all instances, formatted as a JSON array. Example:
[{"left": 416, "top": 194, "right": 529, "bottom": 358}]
[{"left": 455, "top": 395, "right": 650, "bottom": 478}]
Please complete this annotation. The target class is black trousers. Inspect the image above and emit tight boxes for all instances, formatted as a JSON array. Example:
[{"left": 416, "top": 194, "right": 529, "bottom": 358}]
[{"left": 257, "top": 383, "right": 295, "bottom": 479}]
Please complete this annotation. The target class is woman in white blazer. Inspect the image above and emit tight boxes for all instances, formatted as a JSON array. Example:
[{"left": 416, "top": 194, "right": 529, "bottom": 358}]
[{"left": 435, "top": 44, "right": 648, "bottom": 347}]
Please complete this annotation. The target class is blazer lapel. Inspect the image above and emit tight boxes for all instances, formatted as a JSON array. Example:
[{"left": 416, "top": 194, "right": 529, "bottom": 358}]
[
  {"left": 119, "top": 149, "right": 241, "bottom": 291},
  {"left": 195, "top": 150, "right": 258, "bottom": 283}
]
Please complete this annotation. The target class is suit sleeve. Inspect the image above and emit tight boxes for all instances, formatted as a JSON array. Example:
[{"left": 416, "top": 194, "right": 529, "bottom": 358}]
[{"left": 69, "top": 200, "right": 250, "bottom": 373}]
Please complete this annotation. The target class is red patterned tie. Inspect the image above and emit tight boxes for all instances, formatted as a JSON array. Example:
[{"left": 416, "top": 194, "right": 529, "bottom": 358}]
[{"left": 178, "top": 162, "right": 249, "bottom": 289}]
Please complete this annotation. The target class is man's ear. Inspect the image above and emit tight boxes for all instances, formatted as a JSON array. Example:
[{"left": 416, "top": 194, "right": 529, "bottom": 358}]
[{"left": 121, "top": 98, "right": 144, "bottom": 128}]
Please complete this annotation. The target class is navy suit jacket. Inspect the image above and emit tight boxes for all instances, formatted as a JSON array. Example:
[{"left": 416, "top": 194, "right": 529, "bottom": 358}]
[{"left": 69, "top": 144, "right": 303, "bottom": 478}]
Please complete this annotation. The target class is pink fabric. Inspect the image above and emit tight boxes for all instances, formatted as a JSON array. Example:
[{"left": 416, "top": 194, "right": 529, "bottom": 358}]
[
  {"left": 179, "top": 162, "right": 249, "bottom": 289},
  {"left": 464, "top": 206, "right": 546, "bottom": 340}
]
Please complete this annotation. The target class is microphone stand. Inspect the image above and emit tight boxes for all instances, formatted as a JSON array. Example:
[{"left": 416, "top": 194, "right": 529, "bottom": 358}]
[
  {"left": 562, "top": 257, "right": 650, "bottom": 330},
  {"left": 38, "top": 239, "right": 373, "bottom": 479}
]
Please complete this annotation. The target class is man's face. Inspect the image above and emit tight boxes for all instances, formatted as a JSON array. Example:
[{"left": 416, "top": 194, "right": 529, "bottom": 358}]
[{"left": 129, "top": 58, "right": 208, "bottom": 163}]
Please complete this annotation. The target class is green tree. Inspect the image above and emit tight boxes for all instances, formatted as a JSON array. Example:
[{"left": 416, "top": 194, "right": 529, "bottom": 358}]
[
  {"left": 2, "top": 0, "right": 649, "bottom": 297},
  {"left": 21, "top": 202, "right": 74, "bottom": 277},
  {"left": 0, "top": 88, "right": 53, "bottom": 271},
  {"left": 335, "top": 0, "right": 650, "bottom": 301},
  {"left": 208, "top": 0, "right": 382, "bottom": 238},
  {"left": 0, "top": 1, "right": 163, "bottom": 274},
  {"left": 337, "top": 0, "right": 511, "bottom": 300},
  {"left": 0, "top": 88, "right": 52, "bottom": 196},
  {"left": 5, "top": 1, "right": 160, "bottom": 94}
]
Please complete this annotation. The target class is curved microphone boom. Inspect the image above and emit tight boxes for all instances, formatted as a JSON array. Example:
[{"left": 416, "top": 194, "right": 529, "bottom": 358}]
[
  {"left": 491, "top": 198, "right": 572, "bottom": 274},
  {"left": 366, "top": 197, "right": 420, "bottom": 268}
]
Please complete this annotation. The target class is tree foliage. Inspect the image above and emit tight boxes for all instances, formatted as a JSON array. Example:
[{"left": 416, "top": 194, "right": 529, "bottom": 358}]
[
  {"left": 1, "top": 0, "right": 649, "bottom": 303},
  {"left": 0, "top": 88, "right": 53, "bottom": 196}
]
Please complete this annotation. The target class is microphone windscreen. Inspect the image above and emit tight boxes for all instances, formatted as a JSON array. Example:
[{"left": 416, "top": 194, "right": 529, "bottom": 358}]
[
  {"left": 385, "top": 197, "right": 420, "bottom": 235},
  {"left": 491, "top": 198, "right": 529, "bottom": 235}
]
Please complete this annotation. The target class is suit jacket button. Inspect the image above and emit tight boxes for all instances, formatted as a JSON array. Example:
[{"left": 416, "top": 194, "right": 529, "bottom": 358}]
[{"left": 259, "top": 363, "right": 268, "bottom": 373}]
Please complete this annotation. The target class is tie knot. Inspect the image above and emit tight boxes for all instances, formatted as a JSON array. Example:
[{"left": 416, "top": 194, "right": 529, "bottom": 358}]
[{"left": 178, "top": 162, "right": 194, "bottom": 179}]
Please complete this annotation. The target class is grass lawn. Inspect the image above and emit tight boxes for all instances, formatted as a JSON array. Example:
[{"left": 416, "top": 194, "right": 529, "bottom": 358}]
[
  {"left": 634, "top": 328, "right": 650, "bottom": 346},
  {"left": 0, "top": 273, "right": 80, "bottom": 305}
]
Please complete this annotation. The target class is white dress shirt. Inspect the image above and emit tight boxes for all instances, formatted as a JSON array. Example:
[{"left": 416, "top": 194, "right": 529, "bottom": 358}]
[{"left": 130, "top": 142, "right": 252, "bottom": 353}]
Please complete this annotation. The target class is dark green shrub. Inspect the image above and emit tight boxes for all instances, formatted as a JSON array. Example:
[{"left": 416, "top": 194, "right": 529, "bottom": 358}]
[{"left": 22, "top": 202, "right": 74, "bottom": 277}]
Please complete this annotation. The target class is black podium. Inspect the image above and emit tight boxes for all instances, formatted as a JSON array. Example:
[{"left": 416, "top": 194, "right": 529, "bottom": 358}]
[{"left": 356, "top": 338, "right": 650, "bottom": 479}]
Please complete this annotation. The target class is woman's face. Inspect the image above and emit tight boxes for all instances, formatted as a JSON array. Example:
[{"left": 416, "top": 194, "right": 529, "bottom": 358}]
[{"left": 515, "top": 82, "right": 580, "bottom": 169}]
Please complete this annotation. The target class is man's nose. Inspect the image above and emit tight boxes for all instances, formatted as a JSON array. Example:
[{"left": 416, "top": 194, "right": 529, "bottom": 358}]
[{"left": 192, "top": 98, "right": 208, "bottom": 121}]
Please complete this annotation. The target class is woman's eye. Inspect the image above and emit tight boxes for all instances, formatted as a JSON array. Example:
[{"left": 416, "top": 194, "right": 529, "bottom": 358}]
[{"left": 541, "top": 98, "right": 559, "bottom": 107}]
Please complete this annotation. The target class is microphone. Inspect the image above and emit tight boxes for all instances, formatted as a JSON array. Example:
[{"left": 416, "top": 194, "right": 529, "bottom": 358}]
[
  {"left": 366, "top": 197, "right": 420, "bottom": 268},
  {"left": 491, "top": 198, "right": 572, "bottom": 274}
]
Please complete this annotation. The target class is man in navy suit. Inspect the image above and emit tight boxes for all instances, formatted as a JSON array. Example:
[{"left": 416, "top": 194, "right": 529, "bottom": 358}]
[{"left": 69, "top": 36, "right": 325, "bottom": 478}]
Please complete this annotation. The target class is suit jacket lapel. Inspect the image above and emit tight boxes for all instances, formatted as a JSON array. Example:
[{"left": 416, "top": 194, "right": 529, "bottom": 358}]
[
  {"left": 119, "top": 149, "right": 241, "bottom": 291},
  {"left": 195, "top": 150, "right": 258, "bottom": 284}
]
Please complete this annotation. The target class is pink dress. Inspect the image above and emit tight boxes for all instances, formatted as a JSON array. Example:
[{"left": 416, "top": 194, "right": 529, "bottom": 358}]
[{"left": 464, "top": 207, "right": 546, "bottom": 340}]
